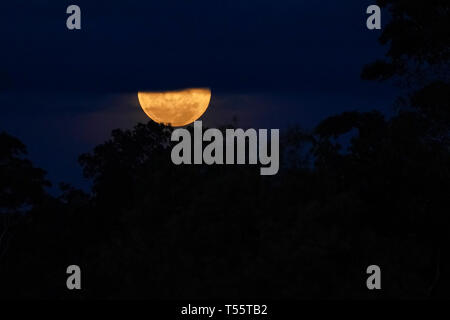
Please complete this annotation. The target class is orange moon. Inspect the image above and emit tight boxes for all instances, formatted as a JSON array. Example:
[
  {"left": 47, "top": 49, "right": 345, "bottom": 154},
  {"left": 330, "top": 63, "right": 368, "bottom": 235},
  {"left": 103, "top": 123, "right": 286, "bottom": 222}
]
[{"left": 137, "top": 88, "right": 211, "bottom": 127}]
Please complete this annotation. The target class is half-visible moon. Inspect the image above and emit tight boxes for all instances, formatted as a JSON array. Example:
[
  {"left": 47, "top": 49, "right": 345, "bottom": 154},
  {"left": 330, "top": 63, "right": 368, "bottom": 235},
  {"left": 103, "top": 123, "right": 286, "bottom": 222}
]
[{"left": 137, "top": 88, "right": 211, "bottom": 127}]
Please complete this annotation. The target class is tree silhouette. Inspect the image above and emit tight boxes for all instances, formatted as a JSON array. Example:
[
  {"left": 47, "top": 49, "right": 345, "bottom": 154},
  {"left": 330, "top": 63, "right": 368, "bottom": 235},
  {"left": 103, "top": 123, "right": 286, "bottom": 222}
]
[
  {"left": 0, "top": 0, "right": 449, "bottom": 299},
  {"left": 0, "top": 131, "right": 50, "bottom": 242},
  {"left": 0, "top": 132, "right": 50, "bottom": 214},
  {"left": 0, "top": 132, "right": 52, "bottom": 290},
  {"left": 362, "top": 0, "right": 449, "bottom": 85}
]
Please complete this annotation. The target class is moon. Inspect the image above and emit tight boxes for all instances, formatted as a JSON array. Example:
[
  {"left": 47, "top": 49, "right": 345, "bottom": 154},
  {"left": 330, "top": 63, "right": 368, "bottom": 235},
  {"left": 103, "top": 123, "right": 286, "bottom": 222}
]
[{"left": 137, "top": 88, "right": 211, "bottom": 127}]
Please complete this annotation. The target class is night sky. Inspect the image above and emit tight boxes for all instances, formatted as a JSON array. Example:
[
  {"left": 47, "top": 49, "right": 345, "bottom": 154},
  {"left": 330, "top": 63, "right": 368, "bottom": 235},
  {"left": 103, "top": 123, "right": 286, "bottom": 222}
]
[{"left": 0, "top": 0, "right": 395, "bottom": 191}]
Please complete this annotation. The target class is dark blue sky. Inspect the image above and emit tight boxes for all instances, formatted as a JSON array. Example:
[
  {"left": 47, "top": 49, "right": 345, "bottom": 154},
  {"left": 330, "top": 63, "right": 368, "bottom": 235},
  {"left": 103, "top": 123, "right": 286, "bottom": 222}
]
[{"left": 0, "top": 0, "right": 395, "bottom": 191}]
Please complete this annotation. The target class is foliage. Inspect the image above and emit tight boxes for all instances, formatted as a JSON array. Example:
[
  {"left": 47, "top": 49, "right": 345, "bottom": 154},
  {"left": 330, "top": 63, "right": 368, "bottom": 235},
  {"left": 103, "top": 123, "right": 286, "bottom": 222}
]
[{"left": 0, "top": 0, "right": 448, "bottom": 299}]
